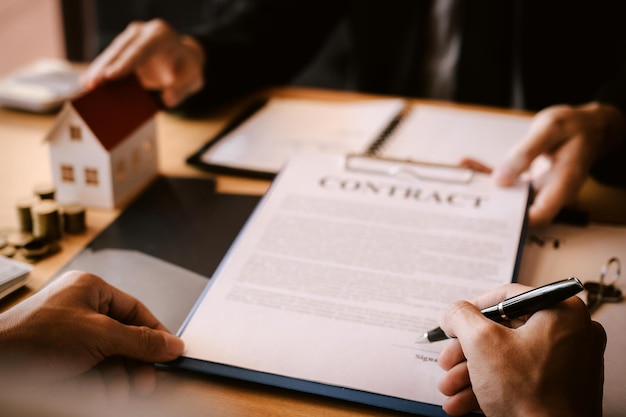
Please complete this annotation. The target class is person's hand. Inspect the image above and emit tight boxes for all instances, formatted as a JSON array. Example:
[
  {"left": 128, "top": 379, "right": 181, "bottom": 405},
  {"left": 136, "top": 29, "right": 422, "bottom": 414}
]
[
  {"left": 82, "top": 19, "right": 206, "bottom": 107},
  {"left": 0, "top": 271, "right": 184, "bottom": 387},
  {"left": 437, "top": 283, "right": 606, "bottom": 417},
  {"left": 492, "top": 102, "right": 626, "bottom": 227}
]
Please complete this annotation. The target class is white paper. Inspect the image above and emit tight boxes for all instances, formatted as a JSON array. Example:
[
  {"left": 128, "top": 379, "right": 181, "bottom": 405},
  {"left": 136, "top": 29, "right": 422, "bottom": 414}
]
[
  {"left": 179, "top": 153, "right": 529, "bottom": 407},
  {"left": 382, "top": 104, "right": 533, "bottom": 168},
  {"left": 200, "top": 98, "right": 405, "bottom": 173}
]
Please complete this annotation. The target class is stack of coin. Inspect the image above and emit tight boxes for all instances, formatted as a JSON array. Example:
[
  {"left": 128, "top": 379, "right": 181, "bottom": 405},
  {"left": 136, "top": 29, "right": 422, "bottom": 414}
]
[
  {"left": 1, "top": 230, "right": 34, "bottom": 259},
  {"left": 16, "top": 196, "right": 39, "bottom": 233},
  {"left": 6, "top": 231, "right": 34, "bottom": 248},
  {"left": 5, "top": 184, "right": 88, "bottom": 263},
  {"left": 61, "top": 203, "right": 87, "bottom": 234},
  {"left": 20, "top": 238, "right": 50, "bottom": 260},
  {"left": 32, "top": 200, "right": 62, "bottom": 242},
  {"left": 33, "top": 183, "right": 56, "bottom": 200}
]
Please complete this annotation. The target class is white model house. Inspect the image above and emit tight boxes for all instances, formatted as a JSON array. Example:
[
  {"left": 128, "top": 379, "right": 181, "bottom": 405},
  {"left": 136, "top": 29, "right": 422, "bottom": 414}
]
[{"left": 45, "top": 75, "right": 159, "bottom": 209}]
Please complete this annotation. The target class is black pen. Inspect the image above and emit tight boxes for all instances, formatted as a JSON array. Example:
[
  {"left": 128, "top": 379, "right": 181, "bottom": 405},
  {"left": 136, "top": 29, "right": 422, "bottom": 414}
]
[{"left": 416, "top": 277, "right": 584, "bottom": 343}]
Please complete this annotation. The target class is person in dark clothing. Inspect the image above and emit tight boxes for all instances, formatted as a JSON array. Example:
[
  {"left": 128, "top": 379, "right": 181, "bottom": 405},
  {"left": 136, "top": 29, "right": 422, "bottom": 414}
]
[
  {"left": 77, "top": 6, "right": 621, "bottom": 413},
  {"left": 82, "top": 1, "right": 626, "bottom": 229}
]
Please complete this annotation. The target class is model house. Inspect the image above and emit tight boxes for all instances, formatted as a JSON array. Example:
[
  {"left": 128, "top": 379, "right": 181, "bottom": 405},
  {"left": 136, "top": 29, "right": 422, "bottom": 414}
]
[{"left": 45, "top": 75, "right": 159, "bottom": 209}]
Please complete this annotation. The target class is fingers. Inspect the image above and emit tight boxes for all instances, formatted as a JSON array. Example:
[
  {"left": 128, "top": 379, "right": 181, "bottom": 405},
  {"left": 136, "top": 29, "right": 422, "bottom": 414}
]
[
  {"left": 99, "top": 319, "right": 185, "bottom": 363},
  {"left": 158, "top": 35, "right": 205, "bottom": 107},
  {"left": 493, "top": 106, "right": 572, "bottom": 186},
  {"left": 457, "top": 157, "right": 492, "bottom": 174},
  {"left": 103, "top": 22, "right": 179, "bottom": 83},
  {"left": 437, "top": 342, "right": 480, "bottom": 417},
  {"left": 94, "top": 282, "right": 185, "bottom": 362},
  {"left": 439, "top": 300, "right": 495, "bottom": 343},
  {"left": 82, "top": 19, "right": 179, "bottom": 88},
  {"left": 161, "top": 72, "right": 204, "bottom": 107},
  {"left": 439, "top": 283, "right": 533, "bottom": 339},
  {"left": 493, "top": 103, "right": 626, "bottom": 227},
  {"left": 467, "top": 283, "right": 532, "bottom": 310},
  {"left": 525, "top": 154, "right": 586, "bottom": 227},
  {"left": 82, "top": 20, "right": 205, "bottom": 108},
  {"left": 82, "top": 21, "right": 145, "bottom": 89},
  {"left": 61, "top": 271, "right": 185, "bottom": 363},
  {"left": 438, "top": 358, "right": 470, "bottom": 396},
  {"left": 492, "top": 106, "right": 589, "bottom": 226},
  {"left": 438, "top": 340, "right": 465, "bottom": 371},
  {"left": 99, "top": 281, "right": 167, "bottom": 331},
  {"left": 439, "top": 359, "right": 480, "bottom": 416},
  {"left": 441, "top": 386, "right": 480, "bottom": 417},
  {"left": 591, "top": 320, "right": 607, "bottom": 354}
]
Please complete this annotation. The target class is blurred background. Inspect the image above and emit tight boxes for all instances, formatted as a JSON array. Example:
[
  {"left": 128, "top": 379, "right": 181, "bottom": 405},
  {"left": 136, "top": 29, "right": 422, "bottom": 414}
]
[
  {"left": 0, "top": 0, "right": 64, "bottom": 77},
  {"left": 0, "top": 0, "right": 345, "bottom": 90},
  {"left": 0, "top": 0, "right": 227, "bottom": 77}
]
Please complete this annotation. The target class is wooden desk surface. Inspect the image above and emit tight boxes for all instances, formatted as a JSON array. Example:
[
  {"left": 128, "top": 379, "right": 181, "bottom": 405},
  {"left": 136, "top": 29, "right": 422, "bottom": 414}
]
[{"left": 1, "top": 87, "right": 625, "bottom": 416}]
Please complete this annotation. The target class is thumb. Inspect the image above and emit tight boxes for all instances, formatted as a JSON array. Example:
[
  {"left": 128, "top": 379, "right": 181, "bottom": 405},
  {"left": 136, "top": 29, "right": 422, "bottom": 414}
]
[
  {"left": 440, "top": 301, "right": 493, "bottom": 343},
  {"left": 492, "top": 137, "right": 543, "bottom": 186},
  {"left": 493, "top": 108, "right": 573, "bottom": 186},
  {"left": 492, "top": 152, "right": 531, "bottom": 187},
  {"left": 104, "top": 321, "right": 185, "bottom": 363},
  {"left": 493, "top": 124, "right": 555, "bottom": 186}
]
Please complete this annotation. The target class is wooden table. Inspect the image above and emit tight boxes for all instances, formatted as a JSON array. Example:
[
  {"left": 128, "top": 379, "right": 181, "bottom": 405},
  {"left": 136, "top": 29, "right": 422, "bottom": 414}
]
[{"left": 1, "top": 87, "right": 625, "bottom": 416}]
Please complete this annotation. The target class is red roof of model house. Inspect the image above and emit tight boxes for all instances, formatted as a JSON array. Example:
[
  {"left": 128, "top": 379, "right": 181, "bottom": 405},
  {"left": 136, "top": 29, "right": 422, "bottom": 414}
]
[{"left": 70, "top": 75, "right": 159, "bottom": 150}]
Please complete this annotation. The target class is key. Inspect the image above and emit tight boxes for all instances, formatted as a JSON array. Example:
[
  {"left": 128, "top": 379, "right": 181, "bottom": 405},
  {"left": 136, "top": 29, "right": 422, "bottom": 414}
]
[
  {"left": 584, "top": 282, "right": 623, "bottom": 313},
  {"left": 584, "top": 257, "right": 622, "bottom": 314}
]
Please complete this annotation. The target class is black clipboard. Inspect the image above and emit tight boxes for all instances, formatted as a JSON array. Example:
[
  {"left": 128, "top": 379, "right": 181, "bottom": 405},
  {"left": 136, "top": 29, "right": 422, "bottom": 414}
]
[
  {"left": 186, "top": 98, "right": 276, "bottom": 180},
  {"left": 168, "top": 355, "right": 451, "bottom": 416},
  {"left": 185, "top": 98, "right": 410, "bottom": 180},
  {"left": 58, "top": 175, "right": 261, "bottom": 280}
]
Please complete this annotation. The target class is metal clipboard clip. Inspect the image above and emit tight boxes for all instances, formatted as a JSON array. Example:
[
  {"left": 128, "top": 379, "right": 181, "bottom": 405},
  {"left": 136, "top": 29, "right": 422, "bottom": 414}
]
[{"left": 344, "top": 154, "right": 475, "bottom": 184}]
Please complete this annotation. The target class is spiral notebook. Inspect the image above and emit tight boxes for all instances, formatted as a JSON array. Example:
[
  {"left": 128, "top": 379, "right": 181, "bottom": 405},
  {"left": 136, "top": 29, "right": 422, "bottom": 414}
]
[{"left": 186, "top": 97, "right": 533, "bottom": 179}]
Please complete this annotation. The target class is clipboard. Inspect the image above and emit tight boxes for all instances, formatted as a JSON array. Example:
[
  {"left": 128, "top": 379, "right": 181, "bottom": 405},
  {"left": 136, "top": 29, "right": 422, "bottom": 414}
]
[
  {"left": 344, "top": 154, "right": 475, "bottom": 184},
  {"left": 185, "top": 96, "right": 536, "bottom": 183},
  {"left": 185, "top": 97, "right": 409, "bottom": 179},
  {"left": 167, "top": 152, "right": 531, "bottom": 417},
  {"left": 186, "top": 98, "right": 274, "bottom": 179}
]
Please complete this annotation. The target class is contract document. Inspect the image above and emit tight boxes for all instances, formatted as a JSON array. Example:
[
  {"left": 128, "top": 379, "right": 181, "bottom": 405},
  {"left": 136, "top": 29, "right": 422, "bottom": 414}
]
[{"left": 172, "top": 153, "right": 530, "bottom": 416}]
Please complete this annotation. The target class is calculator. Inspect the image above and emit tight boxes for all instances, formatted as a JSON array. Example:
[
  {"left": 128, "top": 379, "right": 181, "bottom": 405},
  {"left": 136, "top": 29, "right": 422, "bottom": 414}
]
[
  {"left": 0, "top": 59, "right": 85, "bottom": 113},
  {"left": 0, "top": 255, "right": 32, "bottom": 299}
]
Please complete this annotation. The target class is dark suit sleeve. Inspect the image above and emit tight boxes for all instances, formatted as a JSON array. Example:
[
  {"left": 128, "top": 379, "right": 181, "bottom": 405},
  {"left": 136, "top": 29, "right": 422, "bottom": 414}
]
[
  {"left": 591, "top": 55, "right": 626, "bottom": 188},
  {"left": 177, "top": 0, "right": 348, "bottom": 114},
  {"left": 590, "top": 137, "right": 626, "bottom": 188}
]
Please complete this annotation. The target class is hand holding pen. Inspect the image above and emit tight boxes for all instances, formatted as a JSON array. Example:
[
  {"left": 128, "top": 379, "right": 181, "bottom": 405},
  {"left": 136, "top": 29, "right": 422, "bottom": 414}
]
[
  {"left": 434, "top": 279, "right": 606, "bottom": 417},
  {"left": 418, "top": 277, "right": 584, "bottom": 343}
]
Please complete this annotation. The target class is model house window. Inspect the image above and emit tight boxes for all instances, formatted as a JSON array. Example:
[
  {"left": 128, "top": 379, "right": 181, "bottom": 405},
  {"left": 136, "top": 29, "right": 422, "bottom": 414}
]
[
  {"left": 116, "top": 160, "right": 126, "bottom": 183},
  {"left": 69, "top": 125, "right": 82, "bottom": 141},
  {"left": 85, "top": 167, "right": 99, "bottom": 186},
  {"left": 61, "top": 164, "right": 74, "bottom": 183},
  {"left": 131, "top": 148, "right": 141, "bottom": 172}
]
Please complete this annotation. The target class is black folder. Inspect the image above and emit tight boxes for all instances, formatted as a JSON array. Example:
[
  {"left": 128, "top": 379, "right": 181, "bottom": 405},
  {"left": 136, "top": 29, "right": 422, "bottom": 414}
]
[
  {"left": 54, "top": 176, "right": 261, "bottom": 331},
  {"left": 85, "top": 176, "right": 260, "bottom": 277}
]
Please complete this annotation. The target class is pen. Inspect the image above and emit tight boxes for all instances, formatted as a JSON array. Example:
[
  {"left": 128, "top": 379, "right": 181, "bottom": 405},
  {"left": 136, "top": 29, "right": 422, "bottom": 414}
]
[{"left": 416, "top": 277, "right": 584, "bottom": 343}]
